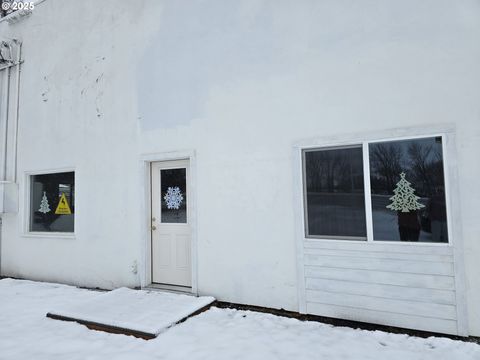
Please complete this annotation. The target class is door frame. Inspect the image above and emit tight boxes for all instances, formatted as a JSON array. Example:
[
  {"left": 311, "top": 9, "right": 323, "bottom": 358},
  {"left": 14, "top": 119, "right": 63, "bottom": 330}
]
[{"left": 139, "top": 150, "right": 198, "bottom": 295}]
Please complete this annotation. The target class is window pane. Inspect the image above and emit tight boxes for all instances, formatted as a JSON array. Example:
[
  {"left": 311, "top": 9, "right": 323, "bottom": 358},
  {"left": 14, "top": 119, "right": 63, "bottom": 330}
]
[
  {"left": 30, "top": 172, "right": 75, "bottom": 232},
  {"left": 304, "top": 147, "right": 366, "bottom": 238},
  {"left": 369, "top": 137, "right": 448, "bottom": 242},
  {"left": 161, "top": 168, "right": 187, "bottom": 223}
]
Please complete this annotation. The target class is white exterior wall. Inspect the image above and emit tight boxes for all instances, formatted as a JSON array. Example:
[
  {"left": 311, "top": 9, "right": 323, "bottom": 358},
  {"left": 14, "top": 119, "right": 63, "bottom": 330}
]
[{"left": 0, "top": 0, "right": 479, "bottom": 335}]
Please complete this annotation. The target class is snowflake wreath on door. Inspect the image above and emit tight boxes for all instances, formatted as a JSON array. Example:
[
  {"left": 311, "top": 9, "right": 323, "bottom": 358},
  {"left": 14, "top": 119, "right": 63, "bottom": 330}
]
[{"left": 164, "top": 186, "right": 184, "bottom": 209}]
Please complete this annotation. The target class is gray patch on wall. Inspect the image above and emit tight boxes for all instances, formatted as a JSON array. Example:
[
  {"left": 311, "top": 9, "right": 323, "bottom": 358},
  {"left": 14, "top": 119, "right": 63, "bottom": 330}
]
[{"left": 136, "top": 0, "right": 289, "bottom": 130}]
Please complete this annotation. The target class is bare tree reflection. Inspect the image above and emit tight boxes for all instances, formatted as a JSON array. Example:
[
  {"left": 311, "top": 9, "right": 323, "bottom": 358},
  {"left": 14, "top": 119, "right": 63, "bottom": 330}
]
[{"left": 369, "top": 143, "right": 402, "bottom": 193}]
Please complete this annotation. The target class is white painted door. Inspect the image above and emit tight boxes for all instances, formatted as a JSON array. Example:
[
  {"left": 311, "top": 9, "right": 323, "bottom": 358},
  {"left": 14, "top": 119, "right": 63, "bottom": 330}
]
[{"left": 151, "top": 160, "right": 192, "bottom": 287}]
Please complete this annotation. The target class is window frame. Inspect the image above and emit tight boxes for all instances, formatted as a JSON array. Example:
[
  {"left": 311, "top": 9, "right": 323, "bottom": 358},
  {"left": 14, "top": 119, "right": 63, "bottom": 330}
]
[
  {"left": 23, "top": 167, "right": 76, "bottom": 238},
  {"left": 300, "top": 133, "right": 452, "bottom": 246},
  {"left": 302, "top": 144, "right": 367, "bottom": 241}
]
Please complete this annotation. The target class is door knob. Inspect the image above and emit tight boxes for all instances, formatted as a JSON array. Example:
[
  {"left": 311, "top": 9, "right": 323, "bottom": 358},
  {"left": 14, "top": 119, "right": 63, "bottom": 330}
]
[{"left": 151, "top": 225, "right": 157, "bottom": 231}]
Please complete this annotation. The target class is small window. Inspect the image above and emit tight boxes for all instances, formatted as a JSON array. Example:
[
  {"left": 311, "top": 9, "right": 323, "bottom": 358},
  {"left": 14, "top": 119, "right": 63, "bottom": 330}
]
[
  {"left": 303, "top": 146, "right": 367, "bottom": 239},
  {"left": 369, "top": 137, "right": 448, "bottom": 243},
  {"left": 30, "top": 172, "right": 75, "bottom": 233},
  {"left": 160, "top": 168, "right": 187, "bottom": 223}
]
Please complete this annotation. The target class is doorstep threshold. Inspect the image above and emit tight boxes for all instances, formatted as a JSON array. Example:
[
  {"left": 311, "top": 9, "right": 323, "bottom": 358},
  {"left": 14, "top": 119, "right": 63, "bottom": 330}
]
[{"left": 144, "top": 283, "right": 194, "bottom": 295}]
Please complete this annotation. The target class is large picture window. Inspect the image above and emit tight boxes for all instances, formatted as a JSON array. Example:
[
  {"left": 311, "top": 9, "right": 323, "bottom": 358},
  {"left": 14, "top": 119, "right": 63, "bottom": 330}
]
[
  {"left": 30, "top": 171, "right": 75, "bottom": 233},
  {"left": 302, "top": 136, "right": 449, "bottom": 243}
]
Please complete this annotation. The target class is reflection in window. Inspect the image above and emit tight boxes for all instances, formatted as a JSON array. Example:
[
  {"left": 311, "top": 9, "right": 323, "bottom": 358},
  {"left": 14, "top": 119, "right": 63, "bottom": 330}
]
[
  {"left": 161, "top": 168, "right": 187, "bottom": 223},
  {"left": 303, "top": 146, "right": 366, "bottom": 239},
  {"left": 369, "top": 137, "right": 448, "bottom": 242},
  {"left": 30, "top": 172, "right": 75, "bottom": 232}
]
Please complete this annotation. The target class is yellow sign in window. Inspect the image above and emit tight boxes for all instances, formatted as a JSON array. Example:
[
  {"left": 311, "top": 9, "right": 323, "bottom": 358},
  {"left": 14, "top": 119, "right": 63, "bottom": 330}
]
[{"left": 55, "top": 193, "right": 72, "bottom": 215}]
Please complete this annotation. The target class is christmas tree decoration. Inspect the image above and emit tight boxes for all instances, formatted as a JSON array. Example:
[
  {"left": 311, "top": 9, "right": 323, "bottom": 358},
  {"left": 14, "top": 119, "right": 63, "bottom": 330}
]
[
  {"left": 386, "top": 172, "right": 425, "bottom": 213},
  {"left": 38, "top": 191, "right": 51, "bottom": 214},
  {"left": 164, "top": 186, "right": 184, "bottom": 210}
]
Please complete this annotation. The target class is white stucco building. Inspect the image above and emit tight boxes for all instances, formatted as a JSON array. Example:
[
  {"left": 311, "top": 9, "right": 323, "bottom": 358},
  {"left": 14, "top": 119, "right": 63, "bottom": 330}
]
[{"left": 1, "top": 0, "right": 479, "bottom": 337}]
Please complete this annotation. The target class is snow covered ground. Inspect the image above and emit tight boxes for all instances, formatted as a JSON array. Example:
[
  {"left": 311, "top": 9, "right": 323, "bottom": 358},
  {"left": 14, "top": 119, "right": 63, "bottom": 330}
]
[{"left": 0, "top": 278, "right": 478, "bottom": 360}]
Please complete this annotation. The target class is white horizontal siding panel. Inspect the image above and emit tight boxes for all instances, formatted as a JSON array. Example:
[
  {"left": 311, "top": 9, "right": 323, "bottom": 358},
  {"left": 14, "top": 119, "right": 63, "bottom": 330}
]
[
  {"left": 305, "top": 278, "right": 456, "bottom": 305},
  {"left": 306, "top": 302, "right": 458, "bottom": 335},
  {"left": 304, "top": 255, "right": 454, "bottom": 276},
  {"left": 305, "top": 266, "right": 455, "bottom": 290},
  {"left": 304, "top": 241, "right": 453, "bottom": 256},
  {"left": 306, "top": 289, "right": 457, "bottom": 319},
  {"left": 303, "top": 248, "right": 453, "bottom": 263}
]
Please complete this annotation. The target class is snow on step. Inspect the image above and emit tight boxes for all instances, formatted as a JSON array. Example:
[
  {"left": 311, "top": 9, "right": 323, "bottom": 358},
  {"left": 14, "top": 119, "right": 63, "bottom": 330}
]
[{"left": 47, "top": 287, "right": 215, "bottom": 337}]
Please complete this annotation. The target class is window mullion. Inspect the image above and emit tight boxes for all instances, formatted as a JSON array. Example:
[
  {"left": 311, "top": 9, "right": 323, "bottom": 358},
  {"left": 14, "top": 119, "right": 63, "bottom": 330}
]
[{"left": 362, "top": 142, "right": 374, "bottom": 242}]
